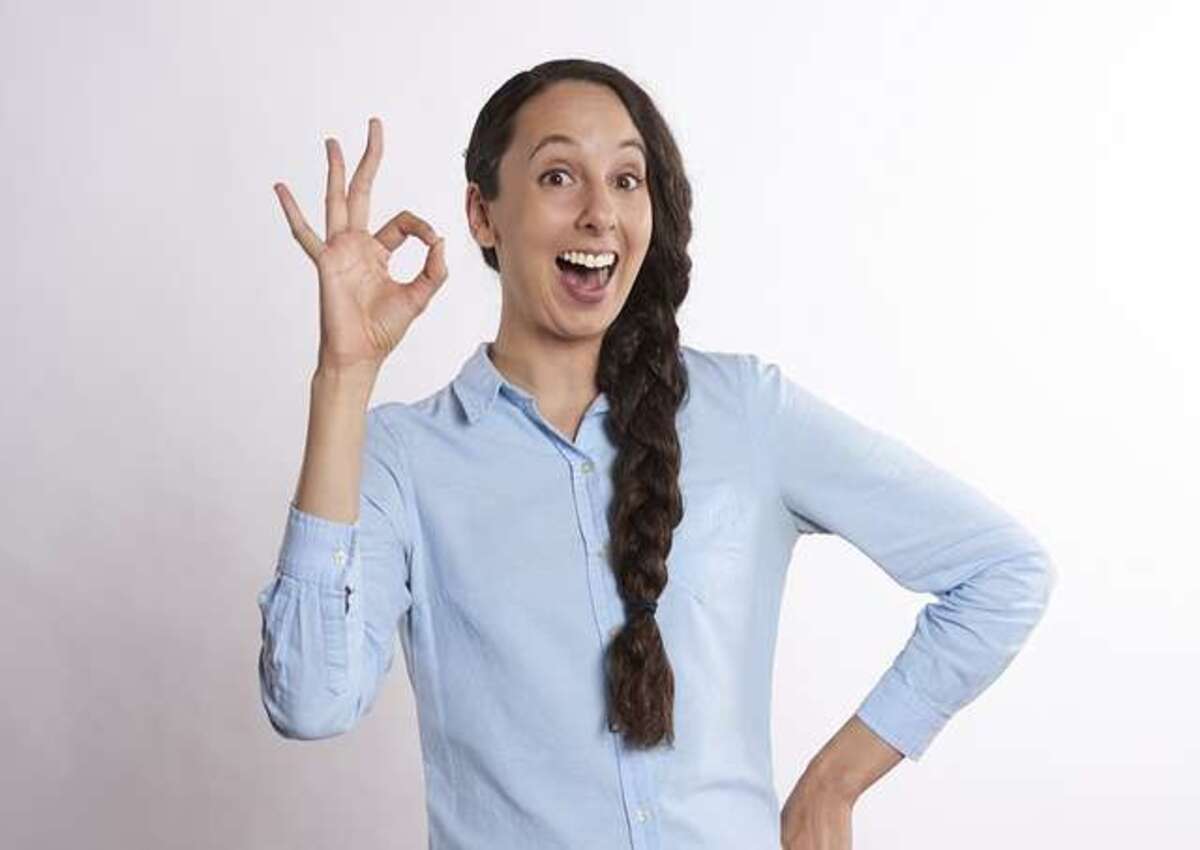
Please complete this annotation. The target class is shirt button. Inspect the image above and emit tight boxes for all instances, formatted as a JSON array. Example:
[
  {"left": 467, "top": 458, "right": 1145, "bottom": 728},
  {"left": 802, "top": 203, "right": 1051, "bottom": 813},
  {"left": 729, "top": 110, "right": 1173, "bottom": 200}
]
[
  {"left": 581, "top": 460, "right": 594, "bottom": 474},
  {"left": 635, "top": 807, "right": 651, "bottom": 822},
  {"left": 332, "top": 548, "right": 348, "bottom": 567}
]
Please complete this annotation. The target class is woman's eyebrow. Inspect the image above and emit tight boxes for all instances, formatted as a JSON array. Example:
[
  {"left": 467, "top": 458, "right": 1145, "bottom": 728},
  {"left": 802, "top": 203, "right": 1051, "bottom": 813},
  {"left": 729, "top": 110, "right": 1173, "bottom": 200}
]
[{"left": 528, "top": 133, "right": 647, "bottom": 163}]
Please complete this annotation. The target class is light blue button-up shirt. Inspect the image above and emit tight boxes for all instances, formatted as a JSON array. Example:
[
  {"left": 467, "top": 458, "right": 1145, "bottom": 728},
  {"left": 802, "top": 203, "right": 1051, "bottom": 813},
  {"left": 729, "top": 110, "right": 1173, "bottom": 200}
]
[{"left": 256, "top": 340, "right": 1055, "bottom": 849}]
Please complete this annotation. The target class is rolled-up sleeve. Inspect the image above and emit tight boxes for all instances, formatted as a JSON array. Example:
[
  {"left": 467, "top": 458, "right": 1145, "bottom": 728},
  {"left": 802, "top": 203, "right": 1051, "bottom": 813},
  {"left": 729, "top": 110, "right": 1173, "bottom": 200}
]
[
  {"left": 255, "top": 405, "right": 415, "bottom": 740},
  {"left": 742, "top": 354, "right": 1056, "bottom": 761}
]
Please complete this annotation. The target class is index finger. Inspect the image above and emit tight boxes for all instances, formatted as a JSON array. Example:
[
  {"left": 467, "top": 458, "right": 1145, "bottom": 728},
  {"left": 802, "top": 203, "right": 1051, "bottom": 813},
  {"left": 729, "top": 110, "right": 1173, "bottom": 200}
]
[
  {"left": 373, "top": 209, "right": 441, "bottom": 254},
  {"left": 347, "top": 117, "right": 383, "bottom": 232}
]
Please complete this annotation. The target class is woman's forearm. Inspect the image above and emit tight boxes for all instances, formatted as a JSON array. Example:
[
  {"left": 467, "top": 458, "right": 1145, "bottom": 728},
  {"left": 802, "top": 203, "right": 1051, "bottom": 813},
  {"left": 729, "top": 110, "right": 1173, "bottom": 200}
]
[
  {"left": 292, "top": 364, "right": 379, "bottom": 523},
  {"left": 804, "top": 714, "right": 904, "bottom": 802}
]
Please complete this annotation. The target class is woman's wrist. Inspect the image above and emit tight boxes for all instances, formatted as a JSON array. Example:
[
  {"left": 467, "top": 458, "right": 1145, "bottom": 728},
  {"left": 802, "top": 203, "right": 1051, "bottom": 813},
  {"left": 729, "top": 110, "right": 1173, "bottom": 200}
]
[{"left": 311, "top": 360, "right": 379, "bottom": 406}]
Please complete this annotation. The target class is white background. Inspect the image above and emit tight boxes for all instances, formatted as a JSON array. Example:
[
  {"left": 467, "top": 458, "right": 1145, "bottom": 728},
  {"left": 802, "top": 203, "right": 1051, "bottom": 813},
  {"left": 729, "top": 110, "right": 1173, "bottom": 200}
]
[{"left": 2, "top": 0, "right": 1196, "bottom": 846}]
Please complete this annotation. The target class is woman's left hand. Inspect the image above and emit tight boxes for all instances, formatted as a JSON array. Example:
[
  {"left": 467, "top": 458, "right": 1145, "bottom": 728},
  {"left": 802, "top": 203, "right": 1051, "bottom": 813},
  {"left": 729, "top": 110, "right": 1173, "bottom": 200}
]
[{"left": 779, "top": 771, "right": 855, "bottom": 850}]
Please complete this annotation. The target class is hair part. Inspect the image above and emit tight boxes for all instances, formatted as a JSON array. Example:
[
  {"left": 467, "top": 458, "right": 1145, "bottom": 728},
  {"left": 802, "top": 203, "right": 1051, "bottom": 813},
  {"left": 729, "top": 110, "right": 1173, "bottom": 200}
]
[{"left": 463, "top": 58, "right": 694, "bottom": 749}]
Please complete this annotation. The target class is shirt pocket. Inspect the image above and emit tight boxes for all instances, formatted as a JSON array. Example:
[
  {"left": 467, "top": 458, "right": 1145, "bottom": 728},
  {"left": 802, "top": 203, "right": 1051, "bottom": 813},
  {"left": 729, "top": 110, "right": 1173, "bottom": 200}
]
[{"left": 668, "top": 487, "right": 752, "bottom": 605}]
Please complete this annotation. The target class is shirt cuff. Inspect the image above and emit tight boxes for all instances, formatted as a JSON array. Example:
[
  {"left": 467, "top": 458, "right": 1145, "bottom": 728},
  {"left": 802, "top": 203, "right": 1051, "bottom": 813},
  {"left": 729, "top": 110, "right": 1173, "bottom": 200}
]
[
  {"left": 276, "top": 502, "right": 357, "bottom": 586},
  {"left": 854, "top": 666, "right": 949, "bottom": 762}
]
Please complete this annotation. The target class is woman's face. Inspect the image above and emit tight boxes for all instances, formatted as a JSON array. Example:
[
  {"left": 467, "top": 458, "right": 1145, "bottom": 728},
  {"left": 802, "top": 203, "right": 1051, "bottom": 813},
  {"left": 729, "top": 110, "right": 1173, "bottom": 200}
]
[{"left": 467, "top": 79, "right": 653, "bottom": 343}]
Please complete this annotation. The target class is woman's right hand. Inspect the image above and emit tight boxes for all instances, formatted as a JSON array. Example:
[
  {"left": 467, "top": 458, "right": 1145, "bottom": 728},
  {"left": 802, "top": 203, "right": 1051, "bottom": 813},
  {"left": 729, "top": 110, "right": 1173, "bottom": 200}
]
[{"left": 273, "top": 116, "right": 448, "bottom": 373}]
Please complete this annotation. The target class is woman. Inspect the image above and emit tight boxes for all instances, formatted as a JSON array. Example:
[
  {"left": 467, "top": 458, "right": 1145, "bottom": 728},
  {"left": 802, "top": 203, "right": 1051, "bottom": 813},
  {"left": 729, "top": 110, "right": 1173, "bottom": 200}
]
[{"left": 258, "top": 59, "right": 1055, "bottom": 850}]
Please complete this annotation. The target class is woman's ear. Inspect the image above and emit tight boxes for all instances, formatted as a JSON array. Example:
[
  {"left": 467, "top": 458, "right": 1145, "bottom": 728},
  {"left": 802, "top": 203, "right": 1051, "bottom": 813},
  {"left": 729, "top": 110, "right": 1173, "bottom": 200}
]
[{"left": 465, "top": 182, "right": 497, "bottom": 250}]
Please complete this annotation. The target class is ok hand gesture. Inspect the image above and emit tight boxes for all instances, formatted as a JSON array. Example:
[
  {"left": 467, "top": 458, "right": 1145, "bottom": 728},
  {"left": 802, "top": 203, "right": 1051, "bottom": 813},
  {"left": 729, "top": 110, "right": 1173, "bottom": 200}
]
[{"left": 273, "top": 117, "right": 448, "bottom": 373}]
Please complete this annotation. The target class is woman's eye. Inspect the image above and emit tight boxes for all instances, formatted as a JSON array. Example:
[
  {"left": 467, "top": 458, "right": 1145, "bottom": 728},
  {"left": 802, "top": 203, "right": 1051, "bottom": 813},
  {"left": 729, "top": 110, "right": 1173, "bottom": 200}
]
[{"left": 540, "top": 169, "right": 644, "bottom": 190}]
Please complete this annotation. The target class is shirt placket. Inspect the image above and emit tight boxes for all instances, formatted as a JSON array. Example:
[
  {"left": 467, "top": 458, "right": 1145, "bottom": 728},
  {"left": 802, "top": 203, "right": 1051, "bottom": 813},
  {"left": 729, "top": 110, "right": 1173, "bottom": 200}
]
[
  {"left": 515, "top": 396, "right": 662, "bottom": 850},
  {"left": 571, "top": 452, "right": 662, "bottom": 850}
]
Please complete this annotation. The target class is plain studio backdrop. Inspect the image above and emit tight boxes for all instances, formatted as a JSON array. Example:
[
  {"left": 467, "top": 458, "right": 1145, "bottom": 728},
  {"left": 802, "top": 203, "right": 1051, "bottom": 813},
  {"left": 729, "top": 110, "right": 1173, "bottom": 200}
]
[{"left": 2, "top": 0, "right": 1196, "bottom": 847}]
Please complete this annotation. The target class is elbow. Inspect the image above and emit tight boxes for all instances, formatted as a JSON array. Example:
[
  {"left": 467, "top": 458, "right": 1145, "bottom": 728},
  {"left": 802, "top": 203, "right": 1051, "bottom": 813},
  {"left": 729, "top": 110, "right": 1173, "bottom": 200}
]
[
  {"left": 1001, "top": 522, "right": 1058, "bottom": 615},
  {"left": 257, "top": 654, "right": 358, "bottom": 741},
  {"left": 1031, "top": 547, "right": 1058, "bottom": 613},
  {"left": 1001, "top": 547, "right": 1056, "bottom": 633},
  {"left": 969, "top": 544, "right": 1057, "bottom": 628},
  {"left": 260, "top": 687, "right": 356, "bottom": 741},
  {"left": 267, "top": 714, "right": 352, "bottom": 742}
]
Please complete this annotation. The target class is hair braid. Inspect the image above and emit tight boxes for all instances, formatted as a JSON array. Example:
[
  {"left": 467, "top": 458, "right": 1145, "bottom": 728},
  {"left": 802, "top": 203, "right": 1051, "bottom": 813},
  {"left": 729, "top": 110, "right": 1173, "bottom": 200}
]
[{"left": 597, "top": 286, "right": 688, "bottom": 749}]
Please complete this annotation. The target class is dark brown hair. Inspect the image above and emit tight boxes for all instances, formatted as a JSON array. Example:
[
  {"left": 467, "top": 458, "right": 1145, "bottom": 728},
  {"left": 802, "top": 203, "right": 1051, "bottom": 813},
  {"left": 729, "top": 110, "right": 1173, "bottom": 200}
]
[{"left": 463, "top": 58, "right": 693, "bottom": 749}]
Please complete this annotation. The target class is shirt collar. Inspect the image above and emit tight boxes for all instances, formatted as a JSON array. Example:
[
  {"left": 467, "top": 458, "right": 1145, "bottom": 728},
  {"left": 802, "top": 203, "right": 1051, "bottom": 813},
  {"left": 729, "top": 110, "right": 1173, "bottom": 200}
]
[{"left": 451, "top": 341, "right": 612, "bottom": 425}]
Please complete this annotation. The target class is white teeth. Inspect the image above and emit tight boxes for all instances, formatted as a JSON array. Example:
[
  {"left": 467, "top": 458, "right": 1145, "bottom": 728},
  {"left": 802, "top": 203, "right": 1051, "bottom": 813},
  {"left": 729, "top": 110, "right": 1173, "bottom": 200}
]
[{"left": 557, "top": 250, "right": 616, "bottom": 269}]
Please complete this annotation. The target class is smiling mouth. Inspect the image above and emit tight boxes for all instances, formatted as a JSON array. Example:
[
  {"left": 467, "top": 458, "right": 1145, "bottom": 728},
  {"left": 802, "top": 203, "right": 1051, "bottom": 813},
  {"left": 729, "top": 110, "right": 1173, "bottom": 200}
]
[{"left": 554, "top": 253, "right": 619, "bottom": 288}]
